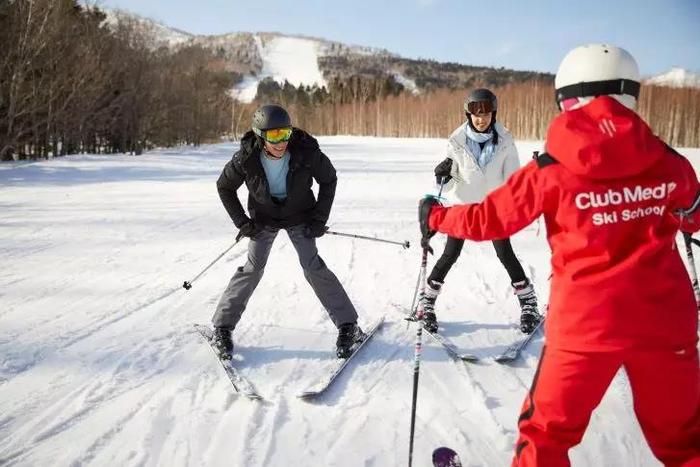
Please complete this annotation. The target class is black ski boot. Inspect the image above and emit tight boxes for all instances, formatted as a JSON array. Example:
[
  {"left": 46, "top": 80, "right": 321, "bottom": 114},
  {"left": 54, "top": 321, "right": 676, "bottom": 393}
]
[
  {"left": 212, "top": 327, "right": 234, "bottom": 360},
  {"left": 513, "top": 279, "right": 541, "bottom": 334},
  {"left": 336, "top": 322, "right": 366, "bottom": 358},
  {"left": 418, "top": 280, "right": 442, "bottom": 333}
]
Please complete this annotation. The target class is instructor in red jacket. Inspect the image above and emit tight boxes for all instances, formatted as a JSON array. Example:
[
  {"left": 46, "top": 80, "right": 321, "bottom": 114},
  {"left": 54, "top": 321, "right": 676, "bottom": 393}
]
[{"left": 420, "top": 44, "right": 700, "bottom": 466}]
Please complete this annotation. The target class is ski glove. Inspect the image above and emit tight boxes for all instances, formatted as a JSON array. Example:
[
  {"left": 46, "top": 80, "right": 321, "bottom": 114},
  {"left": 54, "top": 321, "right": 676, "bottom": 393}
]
[
  {"left": 236, "top": 219, "right": 263, "bottom": 241},
  {"left": 419, "top": 196, "right": 442, "bottom": 254},
  {"left": 434, "top": 158, "right": 453, "bottom": 185},
  {"left": 304, "top": 221, "right": 328, "bottom": 239}
]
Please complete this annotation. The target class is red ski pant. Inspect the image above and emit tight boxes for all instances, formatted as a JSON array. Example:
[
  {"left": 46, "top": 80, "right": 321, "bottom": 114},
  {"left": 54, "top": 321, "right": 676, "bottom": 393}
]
[{"left": 512, "top": 345, "right": 700, "bottom": 467}]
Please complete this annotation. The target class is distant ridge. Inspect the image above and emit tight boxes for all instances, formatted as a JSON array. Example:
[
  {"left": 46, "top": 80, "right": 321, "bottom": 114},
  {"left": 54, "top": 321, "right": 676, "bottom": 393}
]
[{"left": 101, "top": 7, "right": 552, "bottom": 102}]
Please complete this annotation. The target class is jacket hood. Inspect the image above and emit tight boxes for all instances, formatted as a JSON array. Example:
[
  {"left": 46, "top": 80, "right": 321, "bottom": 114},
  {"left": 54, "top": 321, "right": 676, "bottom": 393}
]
[{"left": 545, "top": 96, "right": 667, "bottom": 180}]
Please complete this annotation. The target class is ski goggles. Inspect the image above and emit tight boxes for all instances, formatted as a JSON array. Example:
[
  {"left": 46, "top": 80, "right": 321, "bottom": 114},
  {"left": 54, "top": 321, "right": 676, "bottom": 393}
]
[
  {"left": 262, "top": 127, "right": 293, "bottom": 144},
  {"left": 466, "top": 100, "right": 494, "bottom": 115}
]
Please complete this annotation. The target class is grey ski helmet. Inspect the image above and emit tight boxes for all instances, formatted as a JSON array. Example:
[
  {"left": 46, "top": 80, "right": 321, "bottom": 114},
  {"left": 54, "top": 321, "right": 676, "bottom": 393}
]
[{"left": 252, "top": 104, "right": 292, "bottom": 138}]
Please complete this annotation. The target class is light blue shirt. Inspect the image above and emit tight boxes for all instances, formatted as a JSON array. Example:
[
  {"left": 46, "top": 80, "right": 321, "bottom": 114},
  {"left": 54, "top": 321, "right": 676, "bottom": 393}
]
[{"left": 260, "top": 150, "right": 290, "bottom": 199}]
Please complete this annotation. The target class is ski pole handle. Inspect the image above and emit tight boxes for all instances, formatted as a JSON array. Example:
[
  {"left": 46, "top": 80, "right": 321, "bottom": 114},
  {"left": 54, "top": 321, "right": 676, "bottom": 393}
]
[{"left": 324, "top": 230, "right": 410, "bottom": 249}]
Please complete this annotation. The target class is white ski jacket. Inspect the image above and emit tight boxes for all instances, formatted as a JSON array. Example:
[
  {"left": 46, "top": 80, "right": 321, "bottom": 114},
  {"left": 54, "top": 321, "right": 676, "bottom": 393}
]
[{"left": 443, "top": 121, "right": 520, "bottom": 204}]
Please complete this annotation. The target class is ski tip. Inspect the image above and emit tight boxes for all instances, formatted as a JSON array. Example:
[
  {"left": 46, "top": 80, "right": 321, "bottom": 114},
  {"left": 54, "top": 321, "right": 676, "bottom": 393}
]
[
  {"left": 495, "top": 355, "right": 516, "bottom": 364},
  {"left": 432, "top": 446, "right": 462, "bottom": 467},
  {"left": 459, "top": 354, "right": 479, "bottom": 362}
]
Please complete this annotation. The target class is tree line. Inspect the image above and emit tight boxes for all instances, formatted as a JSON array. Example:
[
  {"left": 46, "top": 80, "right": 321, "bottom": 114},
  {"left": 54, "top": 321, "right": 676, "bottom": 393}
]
[
  {"left": 0, "top": 0, "right": 233, "bottom": 161},
  {"left": 253, "top": 78, "right": 700, "bottom": 147}
]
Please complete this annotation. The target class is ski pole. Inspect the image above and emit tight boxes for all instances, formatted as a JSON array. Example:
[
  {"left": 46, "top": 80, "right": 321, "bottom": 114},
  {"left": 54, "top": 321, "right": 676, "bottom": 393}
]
[
  {"left": 409, "top": 177, "right": 446, "bottom": 312},
  {"left": 408, "top": 179, "right": 446, "bottom": 464},
  {"left": 437, "top": 175, "right": 446, "bottom": 199},
  {"left": 182, "top": 236, "right": 242, "bottom": 290},
  {"left": 408, "top": 259, "right": 424, "bottom": 317},
  {"left": 408, "top": 245, "right": 429, "bottom": 467},
  {"left": 324, "top": 229, "right": 410, "bottom": 249},
  {"left": 683, "top": 233, "right": 700, "bottom": 310}
]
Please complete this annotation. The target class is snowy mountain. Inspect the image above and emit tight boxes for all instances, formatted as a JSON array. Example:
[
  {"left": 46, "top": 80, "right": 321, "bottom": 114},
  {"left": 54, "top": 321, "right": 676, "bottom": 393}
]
[
  {"left": 102, "top": 9, "right": 193, "bottom": 47},
  {"left": 3, "top": 138, "right": 697, "bottom": 465},
  {"left": 101, "top": 8, "right": 551, "bottom": 103},
  {"left": 229, "top": 34, "right": 342, "bottom": 103},
  {"left": 645, "top": 67, "right": 700, "bottom": 88}
]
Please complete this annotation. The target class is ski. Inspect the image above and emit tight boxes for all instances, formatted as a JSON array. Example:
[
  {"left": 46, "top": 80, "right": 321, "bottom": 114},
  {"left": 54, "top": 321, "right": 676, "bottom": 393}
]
[
  {"left": 495, "top": 316, "right": 546, "bottom": 363},
  {"left": 432, "top": 447, "right": 463, "bottom": 467},
  {"left": 193, "top": 324, "right": 262, "bottom": 400},
  {"left": 392, "top": 305, "right": 479, "bottom": 362},
  {"left": 297, "top": 316, "right": 384, "bottom": 399}
]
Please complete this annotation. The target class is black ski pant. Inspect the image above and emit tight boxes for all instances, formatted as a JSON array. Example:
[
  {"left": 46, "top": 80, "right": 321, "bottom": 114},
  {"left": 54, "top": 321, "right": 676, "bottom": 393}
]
[{"left": 427, "top": 236, "right": 527, "bottom": 285}]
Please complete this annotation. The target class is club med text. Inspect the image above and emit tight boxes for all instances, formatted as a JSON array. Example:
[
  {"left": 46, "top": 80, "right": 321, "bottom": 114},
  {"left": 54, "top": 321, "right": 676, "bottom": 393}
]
[{"left": 575, "top": 182, "right": 676, "bottom": 210}]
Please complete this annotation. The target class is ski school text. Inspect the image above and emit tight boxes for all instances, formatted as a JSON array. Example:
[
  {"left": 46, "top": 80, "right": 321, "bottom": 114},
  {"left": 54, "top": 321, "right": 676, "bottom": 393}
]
[{"left": 591, "top": 205, "right": 667, "bottom": 225}]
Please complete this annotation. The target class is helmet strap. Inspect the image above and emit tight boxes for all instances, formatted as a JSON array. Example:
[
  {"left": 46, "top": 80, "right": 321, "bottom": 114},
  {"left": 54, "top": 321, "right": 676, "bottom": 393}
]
[{"left": 556, "top": 79, "right": 640, "bottom": 106}]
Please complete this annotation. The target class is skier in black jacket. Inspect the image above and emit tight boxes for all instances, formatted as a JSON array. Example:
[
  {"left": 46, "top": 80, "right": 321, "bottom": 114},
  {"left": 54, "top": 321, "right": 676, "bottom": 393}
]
[{"left": 212, "top": 104, "right": 363, "bottom": 359}]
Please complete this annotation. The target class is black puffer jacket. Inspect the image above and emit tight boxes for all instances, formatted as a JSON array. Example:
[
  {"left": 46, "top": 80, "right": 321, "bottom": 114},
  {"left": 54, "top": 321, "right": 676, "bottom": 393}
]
[{"left": 217, "top": 128, "right": 337, "bottom": 228}]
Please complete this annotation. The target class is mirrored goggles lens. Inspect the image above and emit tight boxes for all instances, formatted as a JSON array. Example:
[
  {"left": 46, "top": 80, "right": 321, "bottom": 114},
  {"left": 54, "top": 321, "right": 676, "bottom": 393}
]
[
  {"left": 264, "top": 127, "right": 293, "bottom": 143},
  {"left": 466, "top": 101, "right": 494, "bottom": 115}
]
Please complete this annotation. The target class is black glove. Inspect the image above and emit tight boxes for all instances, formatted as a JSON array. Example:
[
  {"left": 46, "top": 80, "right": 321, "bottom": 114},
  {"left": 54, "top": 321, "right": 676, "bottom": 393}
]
[
  {"left": 419, "top": 196, "right": 442, "bottom": 253},
  {"left": 236, "top": 219, "right": 262, "bottom": 241},
  {"left": 304, "top": 221, "right": 328, "bottom": 239},
  {"left": 434, "top": 158, "right": 453, "bottom": 185}
]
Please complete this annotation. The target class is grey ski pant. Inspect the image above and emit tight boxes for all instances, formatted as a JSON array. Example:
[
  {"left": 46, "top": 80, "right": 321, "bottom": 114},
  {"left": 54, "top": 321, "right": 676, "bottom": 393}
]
[{"left": 212, "top": 225, "right": 358, "bottom": 330}]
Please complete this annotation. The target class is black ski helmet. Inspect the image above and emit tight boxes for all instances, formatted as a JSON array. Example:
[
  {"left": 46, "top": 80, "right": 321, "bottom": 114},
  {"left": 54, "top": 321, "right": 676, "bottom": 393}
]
[
  {"left": 464, "top": 88, "right": 498, "bottom": 115},
  {"left": 252, "top": 104, "right": 292, "bottom": 138},
  {"left": 464, "top": 88, "right": 497, "bottom": 133}
]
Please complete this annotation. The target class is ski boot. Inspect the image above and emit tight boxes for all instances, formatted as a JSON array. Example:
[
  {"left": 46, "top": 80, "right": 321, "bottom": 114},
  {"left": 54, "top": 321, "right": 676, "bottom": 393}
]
[
  {"left": 418, "top": 280, "right": 443, "bottom": 333},
  {"left": 513, "top": 279, "right": 541, "bottom": 334},
  {"left": 212, "top": 327, "right": 234, "bottom": 360},
  {"left": 336, "top": 322, "right": 366, "bottom": 358}
]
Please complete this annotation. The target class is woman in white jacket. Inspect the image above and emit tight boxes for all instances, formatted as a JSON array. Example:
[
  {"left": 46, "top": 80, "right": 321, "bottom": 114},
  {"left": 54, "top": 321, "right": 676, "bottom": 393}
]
[{"left": 419, "top": 88, "right": 541, "bottom": 334}]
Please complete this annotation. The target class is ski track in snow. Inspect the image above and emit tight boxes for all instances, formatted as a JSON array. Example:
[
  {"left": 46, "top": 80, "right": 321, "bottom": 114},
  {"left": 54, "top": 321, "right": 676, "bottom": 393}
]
[{"left": 1, "top": 137, "right": 695, "bottom": 466}]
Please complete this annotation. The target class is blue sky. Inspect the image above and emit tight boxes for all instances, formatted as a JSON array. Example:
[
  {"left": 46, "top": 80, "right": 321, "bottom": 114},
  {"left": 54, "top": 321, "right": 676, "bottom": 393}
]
[{"left": 100, "top": 0, "right": 699, "bottom": 76}]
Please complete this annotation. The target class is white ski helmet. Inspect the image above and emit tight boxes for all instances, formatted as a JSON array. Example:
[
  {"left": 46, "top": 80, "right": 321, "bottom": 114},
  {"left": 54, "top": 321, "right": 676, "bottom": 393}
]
[{"left": 554, "top": 44, "right": 641, "bottom": 110}]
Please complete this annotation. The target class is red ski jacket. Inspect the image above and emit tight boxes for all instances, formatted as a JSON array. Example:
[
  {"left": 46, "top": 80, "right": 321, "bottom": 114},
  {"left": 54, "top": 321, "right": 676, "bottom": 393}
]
[{"left": 428, "top": 96, "right": 700, "bottom": 352}]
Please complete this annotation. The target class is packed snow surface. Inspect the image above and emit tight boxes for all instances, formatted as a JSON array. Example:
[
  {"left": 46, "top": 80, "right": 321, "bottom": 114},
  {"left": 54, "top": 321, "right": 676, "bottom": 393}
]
[{"left": 1, "top": 137, "right": 698, "bottom": 466}]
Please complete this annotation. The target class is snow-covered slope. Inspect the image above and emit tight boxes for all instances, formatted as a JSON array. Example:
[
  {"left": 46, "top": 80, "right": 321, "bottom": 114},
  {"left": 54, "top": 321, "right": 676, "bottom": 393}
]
[
  {"left": 102, "top": 8, "right": 193, "bottom": 47},
  {"left": 234, "top": 35, "right": 328, "bottom": 103},
  {"left": 1, "top": 139, "right": 698, "bottom": 466},
  {"left": 646, "top": 67, "right": 700, "bottom": 88},
  {"left": 392, "top": 72, "right": 420, "bottom": 95}
]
